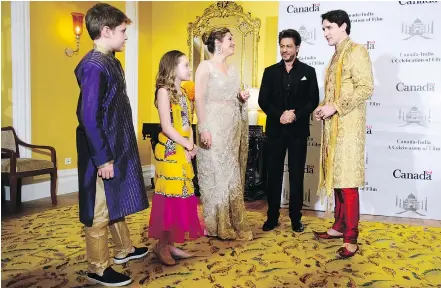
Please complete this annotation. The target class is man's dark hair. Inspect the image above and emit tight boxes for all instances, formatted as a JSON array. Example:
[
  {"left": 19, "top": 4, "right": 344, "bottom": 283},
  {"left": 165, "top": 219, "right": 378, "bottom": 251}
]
[
  {"left": 85, "top": 3, "right": 132, "bottom": 40},
  {"left": 278, "top": 29, "right": 301, "bottom": 46},
  {"left": 321, "top": 10, "right": 351, "bottom": 35}
]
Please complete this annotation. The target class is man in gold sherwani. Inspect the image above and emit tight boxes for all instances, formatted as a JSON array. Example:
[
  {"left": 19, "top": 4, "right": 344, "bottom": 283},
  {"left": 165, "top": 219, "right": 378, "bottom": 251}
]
[{"left": 313, "top": 10, "right": 373, "bottom": 258}]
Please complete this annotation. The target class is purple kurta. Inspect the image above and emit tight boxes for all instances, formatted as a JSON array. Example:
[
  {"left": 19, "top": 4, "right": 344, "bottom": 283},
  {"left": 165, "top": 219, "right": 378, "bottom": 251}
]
[{"left": 75, "top": 49, "right": 149, "bottom": 227}]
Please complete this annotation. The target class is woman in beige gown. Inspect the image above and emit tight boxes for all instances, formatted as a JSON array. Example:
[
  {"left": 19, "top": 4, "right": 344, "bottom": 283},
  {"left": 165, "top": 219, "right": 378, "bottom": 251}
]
[{"left": 195, "top": 27, "right": 253, "bottom": 240}]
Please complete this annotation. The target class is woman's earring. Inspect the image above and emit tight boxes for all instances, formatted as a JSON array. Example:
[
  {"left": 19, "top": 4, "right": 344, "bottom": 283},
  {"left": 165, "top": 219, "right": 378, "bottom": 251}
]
[{"left": 216, "top": 45, "right": 222, "bottom": 54}]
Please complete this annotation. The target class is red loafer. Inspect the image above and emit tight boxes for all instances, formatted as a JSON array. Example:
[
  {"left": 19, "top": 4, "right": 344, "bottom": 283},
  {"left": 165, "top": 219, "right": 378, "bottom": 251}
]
[
  {"left": 336, "top": 245, "right": 359, "bottom": 258},
  {"left": 313, "top": 230, "right": 344, "bottom": 239}
]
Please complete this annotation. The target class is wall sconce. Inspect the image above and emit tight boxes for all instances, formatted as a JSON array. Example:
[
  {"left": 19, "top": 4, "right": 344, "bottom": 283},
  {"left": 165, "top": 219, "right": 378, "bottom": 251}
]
[{"left": 65, "top": 12, "right": 84, "bottom": 57}]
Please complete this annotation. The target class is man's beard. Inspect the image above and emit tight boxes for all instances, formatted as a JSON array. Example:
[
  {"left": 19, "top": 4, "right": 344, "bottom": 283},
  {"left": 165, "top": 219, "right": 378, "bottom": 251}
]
[{"left": 283, "top": 54, "right": 295, "bottom": 62}]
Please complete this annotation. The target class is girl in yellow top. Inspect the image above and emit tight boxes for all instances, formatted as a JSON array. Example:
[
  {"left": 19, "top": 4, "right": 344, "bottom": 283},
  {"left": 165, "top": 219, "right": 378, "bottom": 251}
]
[{"left": 149, "top": 50, "right": 203, "bottom": 266}]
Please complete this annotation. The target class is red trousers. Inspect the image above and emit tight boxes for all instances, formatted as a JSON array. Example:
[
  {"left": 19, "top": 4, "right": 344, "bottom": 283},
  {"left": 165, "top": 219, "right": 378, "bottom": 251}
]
[{"left": 332, "top": 188, "right": 360, "bottom": 244}]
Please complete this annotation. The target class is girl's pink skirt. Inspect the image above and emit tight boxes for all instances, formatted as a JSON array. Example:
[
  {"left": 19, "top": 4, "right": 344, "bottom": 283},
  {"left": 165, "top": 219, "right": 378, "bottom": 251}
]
[{"left": 148, "top": 194, "right": 204, "bottom": 243}]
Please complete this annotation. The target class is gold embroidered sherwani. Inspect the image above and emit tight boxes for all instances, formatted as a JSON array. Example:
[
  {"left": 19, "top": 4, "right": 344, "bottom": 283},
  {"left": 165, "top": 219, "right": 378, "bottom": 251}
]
[{"left": 320, "top": 38, "right": 374, "bottom": 193}]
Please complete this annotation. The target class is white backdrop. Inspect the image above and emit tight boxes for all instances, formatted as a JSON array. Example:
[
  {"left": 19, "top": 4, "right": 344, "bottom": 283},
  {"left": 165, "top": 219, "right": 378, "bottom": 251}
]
[{"left": 277, "top": 1, "right": 441, "bottom": 220}]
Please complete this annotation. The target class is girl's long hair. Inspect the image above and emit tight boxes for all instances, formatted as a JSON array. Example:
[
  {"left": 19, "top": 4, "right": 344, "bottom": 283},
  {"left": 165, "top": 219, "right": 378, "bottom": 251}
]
[{"left": 154, "top": 50, "right": 185, "bottom": 107}]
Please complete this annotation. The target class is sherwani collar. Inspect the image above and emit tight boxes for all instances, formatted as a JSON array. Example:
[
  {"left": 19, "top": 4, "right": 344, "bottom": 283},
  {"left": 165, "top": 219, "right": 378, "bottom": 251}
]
[
  {"left": 335, "top": 37, "right": 351, "bottom": 53},
  {"left": 94, "top": 43, "right": 114, "bottom": 57}
]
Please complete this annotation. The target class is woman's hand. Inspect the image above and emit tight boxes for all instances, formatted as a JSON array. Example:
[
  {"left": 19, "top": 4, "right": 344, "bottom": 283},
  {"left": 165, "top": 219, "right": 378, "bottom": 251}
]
[
  {"left": 239, "top": 90, "right": 250, "bottom": 101},
  {"left": 200, "top": 131, "right": 212, "bottom": 148}
]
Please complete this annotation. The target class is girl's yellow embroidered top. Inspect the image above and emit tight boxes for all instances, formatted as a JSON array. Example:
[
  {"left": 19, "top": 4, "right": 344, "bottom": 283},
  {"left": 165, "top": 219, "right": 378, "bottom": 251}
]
[{"left": 154, "top": 90, "right": 195, "bottom": 198}]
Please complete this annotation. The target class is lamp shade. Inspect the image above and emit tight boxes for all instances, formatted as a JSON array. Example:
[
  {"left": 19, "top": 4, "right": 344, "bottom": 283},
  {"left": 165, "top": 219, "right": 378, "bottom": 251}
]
[{"left": 71, "top": 12, "right": 84, "bottom": 36}]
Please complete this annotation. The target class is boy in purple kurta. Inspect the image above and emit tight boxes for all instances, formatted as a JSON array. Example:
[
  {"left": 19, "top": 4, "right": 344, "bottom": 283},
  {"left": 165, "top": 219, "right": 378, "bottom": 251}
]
[{"left": 75, "top": 3, "right": 149, "bottom": 287}]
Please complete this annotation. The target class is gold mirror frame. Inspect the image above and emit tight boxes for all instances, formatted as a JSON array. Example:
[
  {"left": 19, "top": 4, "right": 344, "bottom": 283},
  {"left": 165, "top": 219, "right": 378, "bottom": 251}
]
[{"left": 187, "top": 1, "right": 261, "bottom": 87}]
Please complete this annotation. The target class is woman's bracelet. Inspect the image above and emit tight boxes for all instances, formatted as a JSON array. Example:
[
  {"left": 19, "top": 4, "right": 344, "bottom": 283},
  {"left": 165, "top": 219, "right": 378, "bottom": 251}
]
[{"left": 187, "top": 143, "right": 195, "bottom": 152}]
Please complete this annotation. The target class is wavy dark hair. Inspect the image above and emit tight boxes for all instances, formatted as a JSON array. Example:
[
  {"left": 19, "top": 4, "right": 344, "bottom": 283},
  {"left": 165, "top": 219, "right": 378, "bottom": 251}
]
[
  {"left": 154, "top": 50, "right": 185, "bottom": 107},
  {"left": 321, "top": 10, "right": 351, "bottom": 35},
  {"left": 278, "top": 29, "right": 302, "bottom": 46}
]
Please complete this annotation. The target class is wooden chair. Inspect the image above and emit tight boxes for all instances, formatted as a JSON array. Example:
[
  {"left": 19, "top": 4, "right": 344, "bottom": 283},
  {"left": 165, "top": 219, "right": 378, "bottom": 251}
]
[{"left": 1, "top": 126, "right": 57, "bottom": 212}]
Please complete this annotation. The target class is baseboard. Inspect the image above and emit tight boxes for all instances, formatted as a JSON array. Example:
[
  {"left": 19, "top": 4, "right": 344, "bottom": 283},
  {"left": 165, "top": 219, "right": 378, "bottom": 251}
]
[
  {"left": 17, "top": 169, "right": 78, "bottom": 202},
  {"left": 3, "top": 165, "right": 155, "bottom": 202}
]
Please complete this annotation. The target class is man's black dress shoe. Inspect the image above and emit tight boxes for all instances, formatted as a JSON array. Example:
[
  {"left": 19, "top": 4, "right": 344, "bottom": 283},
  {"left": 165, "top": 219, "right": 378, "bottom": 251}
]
[
  {"left": 262, "top": 221, "right": 280, "bottom": 231},
  {"left": 292, "top": 222, "right": 304, "bottom": 232}
]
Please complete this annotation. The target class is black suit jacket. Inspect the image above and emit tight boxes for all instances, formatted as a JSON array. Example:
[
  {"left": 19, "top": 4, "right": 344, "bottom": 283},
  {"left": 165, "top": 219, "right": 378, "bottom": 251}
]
[{"left": 258, "top": 59, "right": 319, "bottom": 138}]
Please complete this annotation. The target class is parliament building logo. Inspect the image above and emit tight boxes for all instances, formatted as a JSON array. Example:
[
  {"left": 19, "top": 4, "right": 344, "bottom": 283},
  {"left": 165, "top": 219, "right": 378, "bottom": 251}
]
[
  {"left": 398, "top": 106, "right": 431, "bottom": 127},
  {"left": 395, "top": 193, "right": 428, "bottom": 216},
  {"left": 298, "top": 25, "right": 317, "bottom": 45},
  {"left": 402, "top": 18, "right": 435, "bottom": 40}
]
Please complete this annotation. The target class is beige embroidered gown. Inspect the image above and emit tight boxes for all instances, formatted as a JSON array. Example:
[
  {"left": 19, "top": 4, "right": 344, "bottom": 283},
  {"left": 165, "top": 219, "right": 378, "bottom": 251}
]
[{"left": 195, "top": 60, "right": 253, "bottom": 240}]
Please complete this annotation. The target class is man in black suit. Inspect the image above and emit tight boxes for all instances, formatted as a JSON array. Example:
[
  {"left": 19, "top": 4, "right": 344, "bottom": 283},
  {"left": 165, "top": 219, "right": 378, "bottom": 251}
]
[{"left": 259, "top": 29, "right": 319, "bottom": 232}]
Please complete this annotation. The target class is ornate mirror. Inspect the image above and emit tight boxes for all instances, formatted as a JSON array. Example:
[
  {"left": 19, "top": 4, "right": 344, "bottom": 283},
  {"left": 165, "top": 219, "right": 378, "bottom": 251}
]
[{"left": 187, "top": 1, "right": 261, "bottom": 87}]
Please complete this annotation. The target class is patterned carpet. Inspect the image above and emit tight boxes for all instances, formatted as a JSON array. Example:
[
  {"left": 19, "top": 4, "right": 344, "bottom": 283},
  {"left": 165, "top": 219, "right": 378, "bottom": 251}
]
[{"left": 2, "top": 204, "right": 441, "bottom": 288}]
